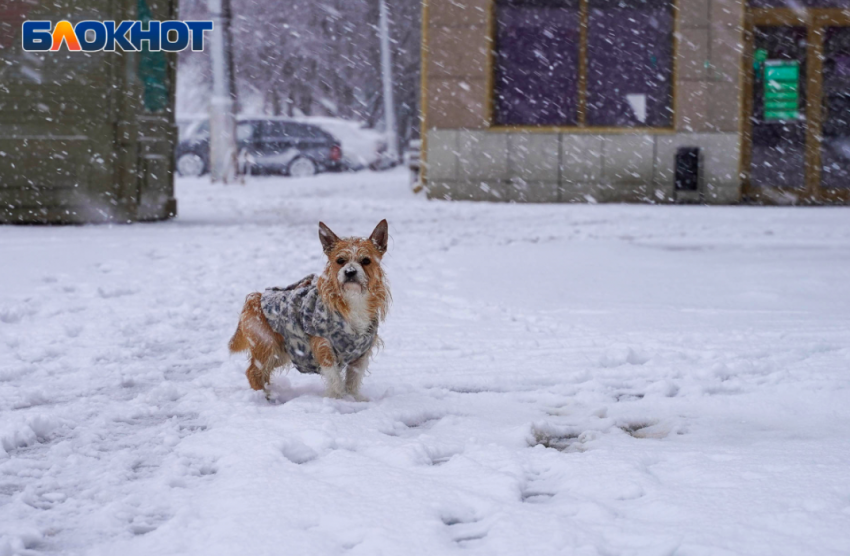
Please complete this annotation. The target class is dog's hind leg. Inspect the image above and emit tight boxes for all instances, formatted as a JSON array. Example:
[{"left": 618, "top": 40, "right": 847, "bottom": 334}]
[
  {"left": 232, "top": 293, "right": 285, "bottom": 391},
  {"left": 245, "top": 360, "right": 267, "bottom": 391},
  {"left": 260, "top": 350, "right": 291, "bottom": 400},
  {"left": 310, "top": 336, "right": 344, "bottom": 398}
]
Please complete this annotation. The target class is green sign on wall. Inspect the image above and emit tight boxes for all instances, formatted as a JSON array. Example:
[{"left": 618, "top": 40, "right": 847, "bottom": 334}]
[{"left": 764, "top": 60, "right": 800, "bottom": 121}]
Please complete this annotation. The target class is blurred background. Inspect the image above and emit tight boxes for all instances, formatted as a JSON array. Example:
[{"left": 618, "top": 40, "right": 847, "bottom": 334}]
[
  {"left": 176, "top": 0, "right": 420, "bottom": 150},
  {"left": 0, "top": 0, "right": 421, "bottom": 223},
  {"left": 1, "top": 0, "right": 849, "bottom": 225}
]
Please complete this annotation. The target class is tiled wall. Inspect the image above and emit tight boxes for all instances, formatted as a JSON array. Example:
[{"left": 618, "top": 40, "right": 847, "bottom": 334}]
[{"left": 424, "top": 0, "right": 746, "bottom": 203}]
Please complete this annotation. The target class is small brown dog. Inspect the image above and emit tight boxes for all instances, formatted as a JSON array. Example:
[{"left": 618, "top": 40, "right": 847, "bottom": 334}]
[{"left": 229, "top": 220, "right": 390, "bottom": 399}]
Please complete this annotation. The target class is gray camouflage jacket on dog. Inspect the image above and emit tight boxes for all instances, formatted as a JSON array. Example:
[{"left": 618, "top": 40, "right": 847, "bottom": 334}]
[{"left": 260, "top": 274, "right": 377, "bottom": 374}]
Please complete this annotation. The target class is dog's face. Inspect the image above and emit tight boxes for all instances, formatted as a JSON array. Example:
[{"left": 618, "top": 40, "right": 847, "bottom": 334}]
[{"left": 318, "top": 220, "right": 389, "bottom": 299}]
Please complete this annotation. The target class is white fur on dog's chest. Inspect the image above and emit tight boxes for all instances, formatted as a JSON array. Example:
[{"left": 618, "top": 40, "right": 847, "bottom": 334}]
[{"left": 343, "top": 292, "right": 372, "bottom": 334}]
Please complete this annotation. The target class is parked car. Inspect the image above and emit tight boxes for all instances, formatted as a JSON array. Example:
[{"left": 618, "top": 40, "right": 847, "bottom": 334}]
[
  {"left": 175, "top": 118, "right": 342, "bottom": 177},
  {"left": 293, "top": 116, "right": 388, "bottom": 171}
]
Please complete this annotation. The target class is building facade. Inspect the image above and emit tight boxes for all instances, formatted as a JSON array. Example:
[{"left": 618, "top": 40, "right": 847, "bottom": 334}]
[
  {"left": 421, "top": 0, "right": 850, "bottom": 204},
  {"left": 0, "top": 0, "right": 179, "bottom": 223}
]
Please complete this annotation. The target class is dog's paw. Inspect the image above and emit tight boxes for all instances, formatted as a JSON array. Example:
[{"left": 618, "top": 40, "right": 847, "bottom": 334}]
[{"left": 348, "top": 392, "right": 369, "bottom": 403}]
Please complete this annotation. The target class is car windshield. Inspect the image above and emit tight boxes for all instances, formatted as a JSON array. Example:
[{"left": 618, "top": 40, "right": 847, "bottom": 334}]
[
  {"left": 187, "top": 121, "right": 209, "bottom": 140},
  {"left": 181, "top": 120, "right": 254, "bottom": 142}
]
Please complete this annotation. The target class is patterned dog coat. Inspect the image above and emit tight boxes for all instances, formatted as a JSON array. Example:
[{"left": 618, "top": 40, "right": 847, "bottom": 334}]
[{"left": 260, "top": 274, "right": 377, "bottom": 374}]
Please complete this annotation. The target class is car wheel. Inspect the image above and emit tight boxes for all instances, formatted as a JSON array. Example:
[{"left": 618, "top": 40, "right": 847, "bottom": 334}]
[
  {"left": 287, "top": 156, "right": 317, "bottom": 178},
  {"left": 176, "top": 153, "right": 206, "bottom": 177}
]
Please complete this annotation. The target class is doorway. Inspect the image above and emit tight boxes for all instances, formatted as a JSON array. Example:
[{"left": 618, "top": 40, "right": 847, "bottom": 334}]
[{"left": 742, "top": 10, "right": 850, "bottom": 203}]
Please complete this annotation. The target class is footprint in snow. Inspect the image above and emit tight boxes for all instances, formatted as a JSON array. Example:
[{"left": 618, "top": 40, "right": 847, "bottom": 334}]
[
  {"left": 618, "top": 420, "right": 678, "bottom": 439},
  {"left": 530, "top": 424, "right": 591, "bottom": 453},
  {"left": 440, "top": 512, "right": 489, "bottom": 545},
  {"left": 520, "top": 468, "right": 557, "bottom": 503},
  {"left": 427, "top": 448, "right": 458, "bottom": 466},
  {"left": 97, "top": 286, "right": 138, "bottom": 299},
  {"left": 0, "top": 301, "right": 38, "bottom": 324},
  {"left": 127, "top": 510, "right": 172, "bottom": 535},
  {"left": 613, "top": 391, "right": 646, "bottom": 402},
  {"left": 382, "top": 411, "right": 445, "bottom": 437},
  {"left": 280, "top": 439, "right": 319, "bottom": 464},
  {"left": 415, "top": 441, "right": 461, "bottom": 466}
]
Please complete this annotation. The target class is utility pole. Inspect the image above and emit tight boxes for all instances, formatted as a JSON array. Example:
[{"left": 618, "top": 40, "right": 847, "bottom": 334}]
[
  {"left": 378, "top": 0, "right": 398, "bottom": 163},
  {"left": 208, "top": 0, "right": 238, "bottom": 183}
]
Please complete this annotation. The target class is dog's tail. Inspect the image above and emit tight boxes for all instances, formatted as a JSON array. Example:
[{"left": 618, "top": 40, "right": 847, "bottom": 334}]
[
  {"left": 228, "top": 292, "right": 262, "bottom": 353},
  {"left": 228, "top": 324, "right": 249, "bottom": 353}
]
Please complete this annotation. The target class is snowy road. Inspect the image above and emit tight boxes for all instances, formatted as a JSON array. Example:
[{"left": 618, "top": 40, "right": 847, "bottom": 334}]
[{"left": 2, "top": 169, "right": 850, "bottom": 555}]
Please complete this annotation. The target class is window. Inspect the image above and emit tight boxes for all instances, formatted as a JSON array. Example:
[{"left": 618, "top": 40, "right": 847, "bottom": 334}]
[
  {"left": 260, "top": 121, "right": 288, "bottom": 140},
  {"left": 586, "top": 0, "right": 674, "bottom": 126},
  {"left": 289, "top": 123, "right": 330, "bottom": 139},
  {"left": 237, "top": 122, "right": 255, "bottom": 142},
  {"left": 494, "top": 0, "right": 581, "bottom": 126},
  {"left": 493, "top": 0, "right": 675, "bottom": 128},
  {"left": 258, "top": 122, "right": 328, "bottom": 141}
]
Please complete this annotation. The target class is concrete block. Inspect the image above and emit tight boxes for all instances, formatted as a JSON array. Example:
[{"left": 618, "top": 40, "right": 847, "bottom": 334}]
[
  {"left": 703, "top": 182, "right": 742, "bottom": 204},
  {"left": 601, "top": 135, "right": 656, "bottom": 184},
  {"left": 509, "top": 178, "right": 561, "bottom": 203},
  {"left": 678, "top": 29, "right": 710, "bottom": 81},
  {"left": 508, "top": 133, "right": 559, "bottom": 182},
  {"left": 702, "top": 135, "right": 741, "bottom": 189},
  {"left": 561, "top": 135, "right": 602, "bottom": 183},
  {"left": 425, "top": 180, "right": 511, "bottom": 202},
  {"left": 710, "top": 25, "right": 744, "bottom": 83},
  {"left": 679, "top": 0, "right": 709, "bottom": 28},
  {"left": 424, "top": 180, "right": 455, "bottom": 200},
  {"left": 711, "top": 0, "right": 744, "bottom": 28},
  {"left": 560, "top": 182, "right": 603, "bottom": 203},
  {"left": 676, "top": 81, "right": 710, "bottom": 132},
  {"left": 426, "top": 129, "right": 458, "bottom": 181},
  {"left": 708, "top": 81, "right": 741, "bottom": 132},
  {"left": 428, "top": 0, "right": 490, "bottom": 28},
  {"left": 428, "top": 25, "right": 490, "bottom": 78},
  {"left": 599, "top": 183, "right": 657, "bottom": 203},
  {"left": 457, "top": 131, "right": 508, "bottom": 181},
  {"left": 427, "top": 78, "right": 489, "bottom": 129}
]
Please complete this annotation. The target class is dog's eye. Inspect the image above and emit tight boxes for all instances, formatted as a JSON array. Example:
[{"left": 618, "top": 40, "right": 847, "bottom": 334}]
[
  {"left": 361, "top": 258, "right": 371, "bottom": 266},
  {"left": 336, "top": 257, "right": 346, "bottom": 265}
]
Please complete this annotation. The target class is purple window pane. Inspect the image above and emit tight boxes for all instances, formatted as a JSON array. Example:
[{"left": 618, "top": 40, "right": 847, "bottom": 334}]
[
  {"left": 833, "top": 55, "right": 850, "bottom": 77},
  {"left": 494, "top": 1, "right": 581, "bottom": 126},
  {"left": 586, "top": 0, "right": 673, "bottom": 127}
]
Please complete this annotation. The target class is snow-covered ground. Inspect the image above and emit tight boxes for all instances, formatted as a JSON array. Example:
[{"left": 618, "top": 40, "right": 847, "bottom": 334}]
[{"left": 2, "top": 169, "right": 850, "bottom": 555}]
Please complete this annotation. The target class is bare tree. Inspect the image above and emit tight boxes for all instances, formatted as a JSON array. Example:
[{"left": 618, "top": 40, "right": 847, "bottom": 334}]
[{"left": 177, "top": 0, "right": 421, "bottom": 143}]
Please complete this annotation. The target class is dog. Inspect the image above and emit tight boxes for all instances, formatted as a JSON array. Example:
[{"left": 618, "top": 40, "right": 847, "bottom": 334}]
[{"left": 229, "top": 220, "right": 390, "bottom": 400}]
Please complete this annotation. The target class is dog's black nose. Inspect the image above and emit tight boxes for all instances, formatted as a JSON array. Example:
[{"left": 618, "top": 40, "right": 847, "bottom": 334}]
[{"left": 344, "top": 268, "right": 358, "bottom": 279}]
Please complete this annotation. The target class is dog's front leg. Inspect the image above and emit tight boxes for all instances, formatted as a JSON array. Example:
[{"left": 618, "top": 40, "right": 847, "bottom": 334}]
[
  {"left": 345, "top": 353, "right": 370, "bottom": 402},
  {"left": 310, "top": 336, "right": 344, "bottom": 398}
]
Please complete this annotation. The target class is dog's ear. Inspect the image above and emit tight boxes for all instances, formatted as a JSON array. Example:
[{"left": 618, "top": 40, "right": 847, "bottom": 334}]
[
  {"left": 369, "top": 219, "right": 389, "bottom": 254},
  {"left": 319, "top": 222, "right": 341, "bottom": 254}
]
